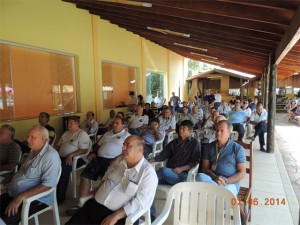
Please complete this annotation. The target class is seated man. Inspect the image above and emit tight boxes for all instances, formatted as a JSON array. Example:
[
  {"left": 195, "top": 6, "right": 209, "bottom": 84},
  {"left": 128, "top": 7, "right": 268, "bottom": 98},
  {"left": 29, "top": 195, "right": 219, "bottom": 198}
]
[
  {"left": 249, "top": 102, "right": 268, "bottom": 152},
  {"left": 228, "top": 102, "right": 249, "bottom": 141},
  {"left": 0, "top": 125, "right": 21, "bottom": 173},
  {"left": 196, "top": 120, "right": 246, "bottom": 196},
  {"left": 128, "top": 104, "right": 149, "bottom": 135},
  {"left": 39, "top": 112, "right": 56, "bottom": 145},
  {"left": 179, "top": 101, "right": 191, "bottom": 114},
  {"left": 0, "top": 126, "right": 61, "bottom": 225},
  {"left": 190, "top": 105, "right": 204, "bottom": 129},
  {"left": 140, "top": 117, "right": 164, "bottom": 158},
  {"left": 217, "top": 100, "right": 231, "bottom": 118},
  {"left": 81, "top": 111, "right": 99, "bottom": 135},
  {"left": 56, "top": 116, "right": 90, "bottom": 204},
  {"left": 175, "top": 106, "right": 194, "bottom": 132},
  {"left": 98, "top": 109, "right": 116, "bottom": 135},
  {"left": 158, "top": 106, "right": 176, "bottom": 147},
  {"left": 65, "top": 135, "right": 158, "bottom": 225},
  {"left": 149, "top": 120, "right": 200, "bottom": 218},
  {"left": 143, "top": 103, "right": 155, "bottom": 120},
  {"left": 67, "top": 116, "right": 130, "bottom": 216}
]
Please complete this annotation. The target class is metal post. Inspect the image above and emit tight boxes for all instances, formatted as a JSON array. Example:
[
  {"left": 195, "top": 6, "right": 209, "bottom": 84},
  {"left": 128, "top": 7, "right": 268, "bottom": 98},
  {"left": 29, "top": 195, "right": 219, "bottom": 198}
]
[{"left": 266, "top": 61, "right": 277, "bottom": 153}]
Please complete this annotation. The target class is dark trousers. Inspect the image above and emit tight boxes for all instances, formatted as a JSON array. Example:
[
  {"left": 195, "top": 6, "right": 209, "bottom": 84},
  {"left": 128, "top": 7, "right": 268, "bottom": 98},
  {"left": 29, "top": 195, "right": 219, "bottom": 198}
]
[
  {"left": 254, "top": 122, "right": 267, "bottom": 148},
  {"left": 232, "top": 123, "right": 245, "bottom": 141},
  {"left": 0, "top": 193, "right": 47, "bottom": 225},
  {"left": 65, "top": 199, "right": 130, "bottom": 225},
  {"left": 56, "top": 157, "right": 85, "bottom": 203}
]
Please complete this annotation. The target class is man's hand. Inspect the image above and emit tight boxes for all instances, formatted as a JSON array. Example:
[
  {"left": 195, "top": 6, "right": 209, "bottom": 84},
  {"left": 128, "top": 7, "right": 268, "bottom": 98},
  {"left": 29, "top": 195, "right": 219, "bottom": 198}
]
[
  {"left": 173, "top": 167, "right": 183, "bottom": 174},
  {"left": 100, "top": 213, "right": 119, "bottom": 225},
  {"left": 5, "top": 195, "right": 24, "bottom": 217},
  {"left": 65, "top": 154, "right": 73, "bottom": 166},
  {"left": 88, "top": 152, "right": 97, "bottom": 161},
  {"left": 214, "top": 176, "right": 226, "bottom": 187}
]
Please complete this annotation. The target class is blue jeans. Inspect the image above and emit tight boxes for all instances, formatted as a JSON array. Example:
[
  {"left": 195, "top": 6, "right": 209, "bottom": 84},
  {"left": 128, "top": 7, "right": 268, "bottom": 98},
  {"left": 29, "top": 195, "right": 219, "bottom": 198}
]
[
  {"left": 151, "top": 167, "right": 188, "bottom": 217},
  {"left": 196, "top": 173, "right": 238, "bottom": 196}
]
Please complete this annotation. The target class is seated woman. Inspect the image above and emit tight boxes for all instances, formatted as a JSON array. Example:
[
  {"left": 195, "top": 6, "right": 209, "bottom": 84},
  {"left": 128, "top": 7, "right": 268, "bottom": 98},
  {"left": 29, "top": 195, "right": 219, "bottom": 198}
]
[{"left": 287, "top": 100, "right": 297, "bottom": 121}]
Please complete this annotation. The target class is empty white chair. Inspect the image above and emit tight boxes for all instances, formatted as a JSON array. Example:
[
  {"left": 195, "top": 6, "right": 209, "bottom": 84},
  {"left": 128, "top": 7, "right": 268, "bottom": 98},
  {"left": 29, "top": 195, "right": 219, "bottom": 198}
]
[
  {"left": 71, "top": 140, "right": 93, "bottom": 198},
  {"left": 50, "top": 133, "right": 56, "bottom": 147},
  {"left": 21, "top": 167, "right": 62, "bottom": 225},
  {"left": 152, "top": 182, "right": 241, "bottom": 225}
]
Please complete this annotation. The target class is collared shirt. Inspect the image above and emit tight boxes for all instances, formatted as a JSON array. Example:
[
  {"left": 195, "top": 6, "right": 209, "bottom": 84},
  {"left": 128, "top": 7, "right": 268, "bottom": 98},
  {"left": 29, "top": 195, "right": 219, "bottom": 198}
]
[
  {"left": 57, "top": 129, "right": 90, "bottom": 157},
  {"left": 243, "top": 107, "right": 252, "bottom": 118},
  {"left": 0, "top": 141, "right": 21, "bottom": 170},
  {"left": 129, "top": 115, "right": 149, "bottom": 129},
  {"left": 141, "top": 127, "right": 165, "bottom": 146},
  {"left": 176, "top": 114, "right": 194, "bottom": 125},
  {"left": 81, "top": 119, "right": 99, "bottom": 134},
  {"left": 154, "top": 136, "right": 200, "bottom": 169},
  {"left": 154, "top": 96, "right": 166, "bottom": 108},
  {"left": 97, "top": 129, "right": 131, "bottom": 158},
  {"left": 203, "top": 139, "right": 246, "bottom": 190},
  {"left": 250, "top": 109, "right": 268, "bottom": 123},
  {"left": 8, "top": 142, "right": 61, "bottom": 205},
  {"left": 228, "top": 109, "right": 248, "bottom": 125},
  {"left": 95, "top": 157, "right": 158, "bottom": 216},
  {"left": 158, "top": 115, "right": 176, "bottom": 131},
  {"left": 217, "top": 105, "right": 231, "bottom": 116},
  {"left": 214, "top": 93, "right": 222, "bottom": 102},
  {"left": 170, "top": 96, "right": 180, "bottom": 107},
  {"left": 190, "top": 108, "right": 204, "bottom": 124}
]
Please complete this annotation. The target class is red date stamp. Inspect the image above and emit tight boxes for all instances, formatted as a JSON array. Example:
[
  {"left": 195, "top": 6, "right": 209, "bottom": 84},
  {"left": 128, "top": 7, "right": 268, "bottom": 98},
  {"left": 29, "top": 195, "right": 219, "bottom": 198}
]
[{"left": 231, "top": 197, "right": 286, "bottom": 206}]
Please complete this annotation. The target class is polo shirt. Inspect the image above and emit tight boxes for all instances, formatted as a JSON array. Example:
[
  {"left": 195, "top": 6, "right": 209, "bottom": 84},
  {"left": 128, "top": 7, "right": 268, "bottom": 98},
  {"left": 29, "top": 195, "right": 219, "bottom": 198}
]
[
  {"left": 129, "top": 115, "right": 149, "bottom": 129},
  {"left": 158, "top": 115, "right": 176, "bottom": 131},
  {"left": 250, "top": 109, "right": 268, "bottom": 123},
  {"left": 8, "top": 142, "right": 61, "bottom": 205},
  {"left": 228, "top": 110, "right": 248, "bottom": 125},
  {"left": 141, "top": 127, "right": 165, "bottom": 146},
  {"left": 203, "top": 139, "right": 246, "bottom": 190}
]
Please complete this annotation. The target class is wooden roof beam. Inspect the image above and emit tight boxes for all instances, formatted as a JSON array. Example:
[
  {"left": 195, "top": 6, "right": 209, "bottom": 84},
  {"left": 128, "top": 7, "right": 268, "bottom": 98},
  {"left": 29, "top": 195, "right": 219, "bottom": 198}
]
[{"left": 275, "top": 5, "right": 300, "bottom": 64}]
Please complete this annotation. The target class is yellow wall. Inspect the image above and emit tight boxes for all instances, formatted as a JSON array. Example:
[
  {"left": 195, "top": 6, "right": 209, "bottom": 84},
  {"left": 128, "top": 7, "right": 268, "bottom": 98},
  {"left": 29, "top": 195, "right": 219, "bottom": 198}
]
[
  {"left": 169, "top": 52, "right": 185, "bottom": 101},
  {"left": 0, "top": 0, "right": 185, "bottom": 141}
]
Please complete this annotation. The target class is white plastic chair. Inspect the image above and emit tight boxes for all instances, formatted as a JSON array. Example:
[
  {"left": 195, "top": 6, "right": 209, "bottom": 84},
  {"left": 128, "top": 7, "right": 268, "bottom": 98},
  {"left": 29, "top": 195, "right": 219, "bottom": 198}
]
[
  {"left": 230, "top": 131, "right": 239, "bottom": 141},
  {"left": 88, "top": 127, "right": 99, "bottom": 143},
  {"left": 21, "top": 167, "right": 62, "bottom": 225},
  {"left": 155, "top": 163, "right": 199, "bottom": 197},
  {"left": 71, "top": 140, "right": 93, "bottom": 198},
  {"left": 167, "top": 130, "right": 175, "bottom": 144},
  {"left": 50, "top": 133, "right": 56, "bottom": 147},
  {"left": 78, "top": 195, "right": 151, "bottom": 225},
  {"left": 152, "top": 182, "right": 241, "bottom": 225},
  {"left": 151, "top": 133, "right": 165, "bottom": 157}
]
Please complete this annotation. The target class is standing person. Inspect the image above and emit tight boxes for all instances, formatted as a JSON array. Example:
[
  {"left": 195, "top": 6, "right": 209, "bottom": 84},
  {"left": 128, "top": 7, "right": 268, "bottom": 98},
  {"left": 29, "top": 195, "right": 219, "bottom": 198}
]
[
  {"left": 0, "top": 125, "right": 21, "bottom": 172},
  {"left": 65, "top": 136, "right": 158, "bottom": 225},
  {"left": 242, "top": 100, "right": 253, "bottom": 139},
  {"left": 56, "top": 116, "right": 90, "bottom": 204},
  {"left": 38, "top": 112, "right": 56, "bottom": 145},
  {"left": 128, "top": 91, "right": 138, "bottom": 106},
  {"left": 154, "top": 91, "right": 166, "bottom": 112},
  {"left": 249, "top": 102, "right": 268, "bottom": 152},
  {"left": 0, "top": 126, "right": 61, "bottom": 225},
  {"left": 81, "top": 111, "right": 99, "bottom": 135},
  {"left": 196, "top": 120, "right": 246, "bottom": 196},
  {"left": 213, "top": 90, "right": 222, "bottom": 109},
  {"left": 228, "top": 102, "right": 249, "bottom": 141},
  {"left": 137, "top": 95, "right": 145, "bottom": 105},
  {"left": 169, "top": 92, "right": 180, "bottom": 113}
]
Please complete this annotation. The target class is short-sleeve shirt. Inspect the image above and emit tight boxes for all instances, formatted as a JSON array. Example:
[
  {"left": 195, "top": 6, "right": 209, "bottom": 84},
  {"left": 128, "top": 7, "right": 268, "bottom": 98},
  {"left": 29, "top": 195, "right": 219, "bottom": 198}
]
[
  {"left": 154, "top": 96, "right": 166, "bottom": 108},
  {"left": 129, "top": 115, "right": 149, "bottom": 129},
  {"left": 203, "top": 139, "right": 246, "bottom": 190},
  {"left": 81, "top": 119, "right": 99, "bottom": 134},
  {"left": 250, "top": 109, "right": 268, "bottom": 123},
  {"left": 57, "top": 129, "right": 90, "bottom": 157},
  {"left": 228, "top": 110, "right": 248, "bottom": 125},
  {"left": 8, "top": 142, "right": 61, "bottom": 205},
  {"left": 141, "top": 127, "right": 165, "bottom": 146},
  {"left": 97, "top": 129, "right": 131, "bottom": 158},
  {"left": 158, "top": 115, "right": 176, "bottom": 131},
  {"left": 218, "top": 105, "right": 231, "bottom": 116}
]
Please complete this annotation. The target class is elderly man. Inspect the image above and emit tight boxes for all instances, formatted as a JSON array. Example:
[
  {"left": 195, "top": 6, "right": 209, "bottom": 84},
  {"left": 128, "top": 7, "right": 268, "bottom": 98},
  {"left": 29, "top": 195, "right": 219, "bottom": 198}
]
[
  {"left": 56, "top": 116, "right": 90, "bottom": 204},
  {"left": 67, "top": 116, "right": 131, "bottom": 216},
  {"left": 196, "top": 120, "right": 246, "bottom": 196},
  {"left": 228, "top": 102, "right": 249, "bottom": 141},
  {"left": 158, "top": 106, "right": 176, "bottom": 147},
  {"left": 81, "top": 111, "right": 99, "bottom": 135},
  {"left": 128, "top": 105, "right": 149, "bottom": 135},
  {"left": 0, "top": 126, "right": 61, "bottom": 225},
  {"left": 0, "top": 125, "right": 21, "bottom": 173},
  {"left": 249, "top": 102, "right": 268, "bottom": 152},
  {"left": 65, "top": 135, "right": 158, "bottom": 225}
]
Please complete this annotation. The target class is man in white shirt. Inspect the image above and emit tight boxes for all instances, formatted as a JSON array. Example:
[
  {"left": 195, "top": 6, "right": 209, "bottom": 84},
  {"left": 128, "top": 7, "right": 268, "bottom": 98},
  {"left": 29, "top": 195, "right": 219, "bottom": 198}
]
[
  {"left": 128, "top": 105, "right": 149, "bottom": 135},
  {"left": 65, "top": 135, "right": 158, "bottom": 225},
  {"left": 154, "top": 91, "right": 166, "bottom": 111},
  {"left": 81, "top": 111, "right": 99, "bottom": 135},
  {"left": 67, "top": 116, "right": 131, "bottom": 216},
  {"left": 213, "top": 90, "right": 222, "bottom": 109},
  {"left": 158, "top": 107, "right": 176, "bottom": 147},
  {"left": 56, "top": 116, "right": 90, "bottom": 205}
]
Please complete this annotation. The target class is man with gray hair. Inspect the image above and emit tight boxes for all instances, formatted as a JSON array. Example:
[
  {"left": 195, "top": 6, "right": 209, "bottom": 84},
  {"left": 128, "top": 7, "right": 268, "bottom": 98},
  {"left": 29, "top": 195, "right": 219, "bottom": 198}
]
[
  {"left": 0, "top": 125, "right": 21, "bottom": 173},
  {"left": 196, "top": 120, "right": 246, "bottom": 196},
  {"left": 0, "top": 126, "right": 61, "bottom": 225}
]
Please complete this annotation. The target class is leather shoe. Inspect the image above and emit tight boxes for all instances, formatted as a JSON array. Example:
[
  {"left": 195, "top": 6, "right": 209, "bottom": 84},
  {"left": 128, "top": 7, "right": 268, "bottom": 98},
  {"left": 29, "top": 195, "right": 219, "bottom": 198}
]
[{"left": 260, "top": 147, "right": 266, "bottom": 152}]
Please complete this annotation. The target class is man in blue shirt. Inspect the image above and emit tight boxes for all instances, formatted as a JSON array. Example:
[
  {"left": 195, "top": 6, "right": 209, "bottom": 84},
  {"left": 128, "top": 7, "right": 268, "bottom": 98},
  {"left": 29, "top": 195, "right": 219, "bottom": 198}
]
[
  {"left": 228, "top": 102, "right": 249, "bottom": 141},
  {"left": 196, "top": 120, "right": 246, "bottom": 196},
  {"left": 0, "top": 126, "right": 61, "bottom": 225}
]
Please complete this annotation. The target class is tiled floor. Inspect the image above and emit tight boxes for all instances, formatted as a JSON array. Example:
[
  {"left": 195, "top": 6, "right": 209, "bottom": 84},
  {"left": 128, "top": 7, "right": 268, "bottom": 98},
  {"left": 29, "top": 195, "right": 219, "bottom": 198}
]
[{"left": 26, "top": 113, "right": 300, "bottom": 225}]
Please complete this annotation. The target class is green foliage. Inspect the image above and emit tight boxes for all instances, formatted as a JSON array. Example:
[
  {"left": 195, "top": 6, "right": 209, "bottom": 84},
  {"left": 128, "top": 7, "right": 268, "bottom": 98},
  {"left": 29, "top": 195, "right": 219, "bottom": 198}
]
[
  {"left": 146, "top": 72, "right": 164, "bottom": 99},
  {"left": 187, "top": 59, "right": 218, "bottom": 77}
]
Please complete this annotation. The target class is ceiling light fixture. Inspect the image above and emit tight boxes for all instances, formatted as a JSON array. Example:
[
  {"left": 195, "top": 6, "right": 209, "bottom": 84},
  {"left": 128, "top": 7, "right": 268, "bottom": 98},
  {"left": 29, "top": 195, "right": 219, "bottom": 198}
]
[
  {"left": 201, "top": 58, "right": 224, "bottom": 65},
  {"left": 147, "top": 27, "right": 190, "bottom": 37},
  {"left": 99, "top": 0, "right": 152, "bottom": 7},
  {"left": 190, "top": 52, "right": 217, "bottom": 60},
  {"left": 174, "top": 43, "right": 207, "bottom": 51}
]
